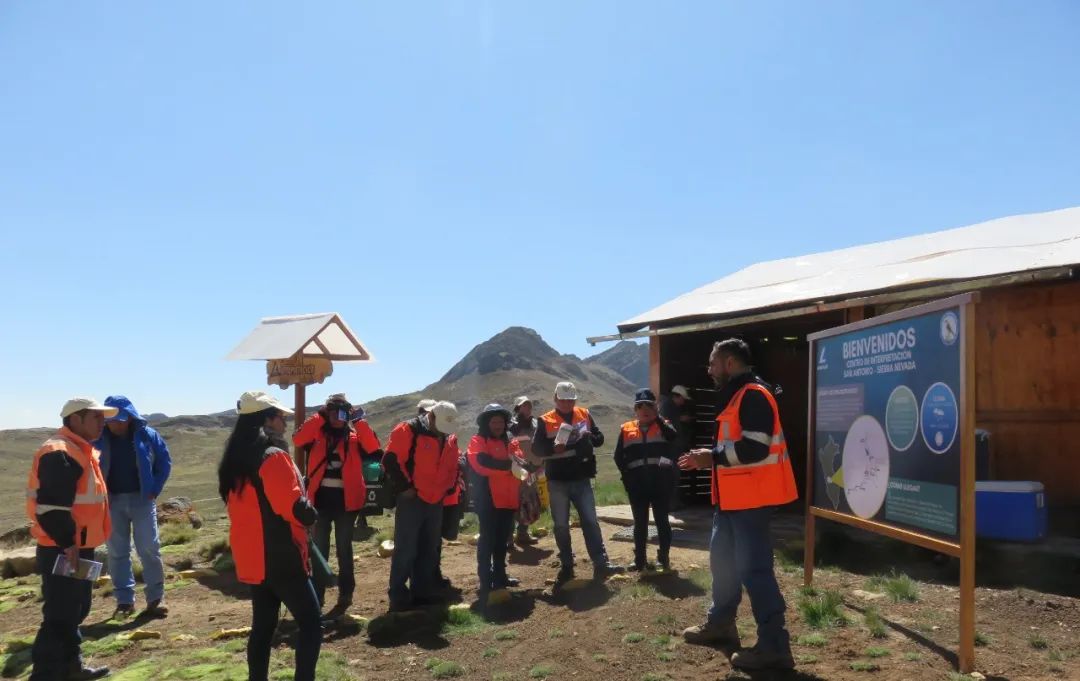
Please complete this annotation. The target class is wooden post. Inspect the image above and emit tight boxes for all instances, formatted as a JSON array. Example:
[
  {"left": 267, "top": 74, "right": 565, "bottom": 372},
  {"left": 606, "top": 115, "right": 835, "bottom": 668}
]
[
  {"left": 804, "top": 338, "right": 817, "bottom": 587},
  {"left": 293, "top": 382, "right": 306, "bottom": 467},
  {"left": 649, "top": 334, "right": 662, "bottom": 396},
  {"left": 958, "top": 302, "right": 977, "bottom": 674}
]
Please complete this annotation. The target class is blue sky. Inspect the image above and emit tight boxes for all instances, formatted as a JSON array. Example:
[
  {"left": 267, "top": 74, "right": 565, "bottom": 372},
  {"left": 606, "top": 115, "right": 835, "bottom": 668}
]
[{"left": 2, "top": 2, "right": 1079, "bottom": 429}]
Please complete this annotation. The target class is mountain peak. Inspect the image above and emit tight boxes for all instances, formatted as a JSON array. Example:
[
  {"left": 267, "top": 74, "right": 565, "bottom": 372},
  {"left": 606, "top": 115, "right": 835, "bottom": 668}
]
[
  {"left": 585, "top": 340, "right": 650, "bottom": 388},
  {"left": 439, "top": 327, "right": 560, "bottom": 383}
]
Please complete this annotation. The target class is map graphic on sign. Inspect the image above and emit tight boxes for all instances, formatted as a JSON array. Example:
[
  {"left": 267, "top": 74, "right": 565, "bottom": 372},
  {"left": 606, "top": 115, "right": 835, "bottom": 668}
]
[
  {"left": 817, "top": 435, "right": 844, "bottom": 509},
  {"left": 842, "top": 415, "right": 890, "bottom": 519}
]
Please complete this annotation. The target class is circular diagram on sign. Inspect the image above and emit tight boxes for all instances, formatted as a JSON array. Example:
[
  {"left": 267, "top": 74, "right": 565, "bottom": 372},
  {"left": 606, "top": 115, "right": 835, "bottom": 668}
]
[
  {"left": 842, "top": 415, "right": 890, "bottom": 519},
  {"left": 885, "top": 385, "right": 919, "bottom": 452},
  {"left": 921, "top": 381, "right": 958, "bottom": 454}
]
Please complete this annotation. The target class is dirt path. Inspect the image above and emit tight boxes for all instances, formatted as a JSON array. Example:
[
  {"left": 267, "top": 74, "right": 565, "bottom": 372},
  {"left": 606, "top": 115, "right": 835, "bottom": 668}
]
[{"left": 1, "top": 518, "right": 1078, "bottom": 680}]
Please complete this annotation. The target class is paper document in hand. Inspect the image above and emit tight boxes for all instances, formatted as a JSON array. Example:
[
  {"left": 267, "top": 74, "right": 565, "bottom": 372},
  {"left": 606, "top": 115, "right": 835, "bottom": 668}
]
[
  {"left": 567, "top": 420, "right": 590, "bottom": 444},
  {"left": 553, "top": 423, "right": 575, "bottom": 446},
  {"left": 52, "top": 555, "right": 103, "bottom": 581}
]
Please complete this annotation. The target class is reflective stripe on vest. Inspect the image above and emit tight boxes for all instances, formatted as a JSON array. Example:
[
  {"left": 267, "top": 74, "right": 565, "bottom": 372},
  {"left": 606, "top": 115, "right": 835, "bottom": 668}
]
[
  {"left": 625, "top": 457, "right": 672, "bottom": 470},
  {"left": 26, "top": 429, "right": 111, "bottom": 548},
  {"left": 320, "top": 478, "right": 345, "bottom": 488},
  {"left": 26, "top": 489, "right": 106, "bottom": 504},
  {"left": 712, "top": 383, "right": 798, "bottom": 510}
]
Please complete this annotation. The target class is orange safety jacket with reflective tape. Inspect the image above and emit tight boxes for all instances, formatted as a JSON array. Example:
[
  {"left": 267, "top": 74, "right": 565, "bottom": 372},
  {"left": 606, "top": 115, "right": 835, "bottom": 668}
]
[
  {"left": 711, "top": 383, "right": 798, "bottom": 511},
  {"left": 26, "top": 427, "right": 111, "bottom": 549}
]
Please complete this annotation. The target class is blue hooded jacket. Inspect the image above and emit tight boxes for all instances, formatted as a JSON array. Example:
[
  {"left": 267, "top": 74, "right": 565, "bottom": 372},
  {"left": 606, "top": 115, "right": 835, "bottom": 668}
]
[{"left": 94, "top": 396, "right": 172, "bottom": 498}]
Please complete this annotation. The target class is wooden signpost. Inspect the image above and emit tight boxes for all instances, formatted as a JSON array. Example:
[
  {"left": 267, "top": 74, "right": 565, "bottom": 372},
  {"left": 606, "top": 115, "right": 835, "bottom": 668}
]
[{"left": 803, "top": 294, "right": 977, "bottom": 673}]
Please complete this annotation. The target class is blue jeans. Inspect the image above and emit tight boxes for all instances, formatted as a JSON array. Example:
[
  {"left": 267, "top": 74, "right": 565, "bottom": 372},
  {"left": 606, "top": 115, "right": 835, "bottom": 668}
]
[
  {"left": 707, "top": 507, "right": 790, "bottom": 653},
  {"left": 547, "top": 478, "right": 608, "bottom": 568},
  {"left": 387, "top": 493, "right": 443, "bottom": 607},
  {"left": 475, "top": 493, "right": 515, "bottom": 590},
  {"left": 107, "top": 493, "right": 165, "bottom": 606}
]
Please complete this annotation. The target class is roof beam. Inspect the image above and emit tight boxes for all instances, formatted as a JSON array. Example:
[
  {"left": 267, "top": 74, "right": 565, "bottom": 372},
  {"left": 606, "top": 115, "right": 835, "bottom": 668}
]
[{"left": 586, "top": 266, "right": 1073, "bottom": 345}]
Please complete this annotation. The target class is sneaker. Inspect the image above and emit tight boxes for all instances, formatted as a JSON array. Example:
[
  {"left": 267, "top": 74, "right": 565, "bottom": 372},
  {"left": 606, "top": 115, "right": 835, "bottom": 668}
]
[
  {"left": 627, "top": 561, "right": 655, "bottom": 573},
  {"left": 514, "top": 532, "right": 539, "bottom": 547},
  {"left": 682, "top": 620, "right": 740, "bottom": 647},
  {"left": 731, "top": 645, "right": 795, "bottom": 671},
  {"left": 492, "top": 575, "right": 520, "bottom": 589},
  {"left": 66, "top": 664, "right": 110, "bottom": 680},
  {"left": 144, "top": 600, "right": 169, "bottom": 618},
  {"left": 592, "top": 562, "right": 625, "bottom": 580},
  {"left": 111, "top": 604, "right": 135, "bottom": 620},
  {"left": 555, "top": 566, "right": 575, "bottom": 584}
]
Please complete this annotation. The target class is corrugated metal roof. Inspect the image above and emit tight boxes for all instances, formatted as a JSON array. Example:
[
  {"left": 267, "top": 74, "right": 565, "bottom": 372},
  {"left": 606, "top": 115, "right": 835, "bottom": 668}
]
[
  {"left": 618, "top": 206, "right": 1080, "bottom": 333},
  {"left": 226, "top": 313, "right": 374, "bottom": 361}
]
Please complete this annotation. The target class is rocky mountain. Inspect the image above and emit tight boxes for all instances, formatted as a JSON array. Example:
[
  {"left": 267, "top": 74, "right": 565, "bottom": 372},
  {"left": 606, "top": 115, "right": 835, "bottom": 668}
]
[
  {"left": 0, "top": 327, "right": 643, "bottom": 524},
  {"left": 584, "top": 340, "right": 649, "bottom": 389}
]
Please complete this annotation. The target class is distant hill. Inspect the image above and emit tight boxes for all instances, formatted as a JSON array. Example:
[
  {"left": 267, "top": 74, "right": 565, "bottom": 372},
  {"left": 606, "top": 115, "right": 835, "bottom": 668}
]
[
  {"left": 0, "top": 327, "right": 641, "bottom": 529},
  {"left": 584, "top": 340, "right": 649, "bottom": 389}
]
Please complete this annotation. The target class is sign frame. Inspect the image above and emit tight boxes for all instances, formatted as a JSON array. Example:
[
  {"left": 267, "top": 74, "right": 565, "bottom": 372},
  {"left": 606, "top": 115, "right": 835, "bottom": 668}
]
[{"left": 802, "top": 293, "right": 977, "bottom": 673}]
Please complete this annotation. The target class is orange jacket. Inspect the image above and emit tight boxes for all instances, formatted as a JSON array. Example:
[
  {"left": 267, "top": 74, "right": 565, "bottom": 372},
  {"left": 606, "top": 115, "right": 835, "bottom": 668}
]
[
  {"left": 293, "top": 413, "right": 380, "bottom": 512},
  {"left": 384, "top": 419, "right": 460, "bottom": 505},
  {"left": 26, "top": 428, "right": 110, "bottom": 549},
  {"left": 711, "top": 383, "right": 798, "bottom": 510},
  {"left": 228, "top": 448, "right": 314, "bottom": 585},
  {"left": 467, "top": 435, "right": 524, "bottom": 510}
]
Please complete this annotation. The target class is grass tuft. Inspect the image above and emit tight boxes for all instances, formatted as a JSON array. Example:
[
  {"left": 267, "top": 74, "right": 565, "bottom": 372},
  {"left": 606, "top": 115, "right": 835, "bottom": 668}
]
[
  {"left": 797, "top": 633, "right": 828, "bottom": 647},
  {"left": 798, "top": 589, "right": 848, "bottom": 629},
  {"left": 623, "top": 632, "right": 646, "bottom": 644},
  {"left": 864, "top": 607, "right": 888, "bottom": 639},
  {"left": 529, "top": 663, "right": 555, "bottom": 678}
]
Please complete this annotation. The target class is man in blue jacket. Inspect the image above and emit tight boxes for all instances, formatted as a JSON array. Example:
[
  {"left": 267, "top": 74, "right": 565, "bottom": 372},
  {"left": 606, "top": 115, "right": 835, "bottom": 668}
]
[{"left": 94, "top": 396, "right": 172, "bottom": 618}]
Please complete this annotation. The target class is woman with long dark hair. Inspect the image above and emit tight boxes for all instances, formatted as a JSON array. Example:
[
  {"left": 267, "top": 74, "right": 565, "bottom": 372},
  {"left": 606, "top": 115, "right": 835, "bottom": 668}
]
[
  {"left": 219, "top": 391, "right": 320, "bottom": 681},
  {"left": 467, "top": 403, "right": 527, "bottom": 602}
]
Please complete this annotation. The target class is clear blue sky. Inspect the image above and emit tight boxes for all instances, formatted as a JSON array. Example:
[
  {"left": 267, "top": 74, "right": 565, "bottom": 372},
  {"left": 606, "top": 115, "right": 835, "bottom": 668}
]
[{"left": 2, "top": 2, "right": 1079, "bottom": 429}]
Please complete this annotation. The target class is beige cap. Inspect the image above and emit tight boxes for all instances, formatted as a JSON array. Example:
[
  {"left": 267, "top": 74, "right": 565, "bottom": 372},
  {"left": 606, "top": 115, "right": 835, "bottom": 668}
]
[
  {"left": 61, "top": 397, "right": 119, "bottom": 420},
  {"left": 554, "top": 381, "right": 578, "bottom": 401},
  {"left": 513, "top": 395, "right": 532, "bottom": 409},
  {"left": 671, "top": 385, "right": 691, "bottom": 399},
  {"left": 417, "top": 398, "right": 437, "bottom": 411},
  {"left": 428, "top": 401, "right": 458, "bottom": 433},
  {"left": 237, "top": 391, "right": 294, "bottom": 415}
]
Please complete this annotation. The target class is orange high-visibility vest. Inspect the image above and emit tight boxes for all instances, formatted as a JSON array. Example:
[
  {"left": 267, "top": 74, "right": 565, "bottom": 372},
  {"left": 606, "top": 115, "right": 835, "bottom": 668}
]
[
  {"left": 711, "top": 384, "right": 798, "bottom": 510},
  {"left": 26, "top": 428, "right": 110, "bottom": 548}
]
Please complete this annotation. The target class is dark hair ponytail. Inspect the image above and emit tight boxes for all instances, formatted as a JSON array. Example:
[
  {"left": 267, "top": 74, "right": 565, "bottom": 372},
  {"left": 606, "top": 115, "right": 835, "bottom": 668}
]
[{"left": 218, "top": 409, "right": 275, "bottom": 502}]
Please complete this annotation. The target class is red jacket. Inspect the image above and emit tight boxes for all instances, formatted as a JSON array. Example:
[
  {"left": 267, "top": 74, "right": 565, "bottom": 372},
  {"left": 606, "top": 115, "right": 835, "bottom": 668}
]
[
  {"left": 228, "top": 448, "right": 314, "bottom": 585},
  {"left": 467, "top": 435, "right": 524, "bottom": 510},
  {"left": 384, "top": 419, "right": 460, "bottom": 505},
  {"left": 293, "top": 413, "right": 381, "bottom": 512}
]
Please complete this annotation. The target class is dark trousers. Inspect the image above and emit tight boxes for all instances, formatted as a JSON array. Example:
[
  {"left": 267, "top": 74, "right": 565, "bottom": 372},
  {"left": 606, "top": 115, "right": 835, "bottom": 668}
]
[
  {"left": 248, "top": 578, "right": 322, "bottom": 681},
  {"left": 30, "top": 546, "right": 94, "bottom": 681},
  {"left": 475, "top": 496, "right": 515, "bottom": 590},
  {"left": 436, "top": 503, "right": 461, "bottom": 580},
  {"left": 626, "top": 475, "right": 673, "bottom": 565},
  {"left": 313, "top": 509, "right": 358, "bottom": 605},
  {"left": 388, "top": 493, "right": 443, "bottom": 607},
  {"left": 707, "top": 506, "right": 790, "bottom": 653}
]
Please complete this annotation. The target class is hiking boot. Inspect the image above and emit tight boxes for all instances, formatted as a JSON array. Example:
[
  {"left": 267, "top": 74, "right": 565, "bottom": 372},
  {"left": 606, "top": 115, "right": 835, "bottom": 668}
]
[
  {"left": 514, "top": 531, "right": 538, "bottom": 547},
  {"left": 111, "top": 604, "right": 135, "bottom": 620},
  {"left": 66, "top": 664, "right": 110, "bottom": 680},
  {"left": 682, "top": 620, "right": 740, "bottom": 647},
  {"left": 555, "top": 566, "right": 575, "bottom": 584},
  {"left": 626, "top": 561, "right": 654, "bottom": 573},
  {"left": 731, "top": 645, "right": 795, "bottom": 671},
  {"left": 592, "top": 562, "right": 625, "bottom": 580},
  {"left": 656, "top": 552, "right": 671, "bottom": 571},
  {"left": 144, "top": 600, "right": 169, "bottom": 618}
]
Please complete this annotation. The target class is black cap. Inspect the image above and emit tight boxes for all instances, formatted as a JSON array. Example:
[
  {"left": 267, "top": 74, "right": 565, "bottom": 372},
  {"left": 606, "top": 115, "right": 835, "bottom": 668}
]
[{"left": 634, "top": 389, "right": 657, "bottom": 405}]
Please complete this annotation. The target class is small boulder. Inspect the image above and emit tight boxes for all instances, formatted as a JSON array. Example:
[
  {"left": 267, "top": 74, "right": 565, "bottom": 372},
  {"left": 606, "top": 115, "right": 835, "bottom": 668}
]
[
  {"left": 466, "top": 534, "right": 480, "bottom": 546},
  {"left": 119, "top": 630, "right": 161, "bottom": 642},
  {"left": 210, "top": 627, "right": 251, "bottom": 641},
  {"left": 485, "top": 589, "right": 512, "bottom": 606},
  {"left": 531, "top": 527, "right": 549, "bottom": 538},
  {"left": 852, "top": 589, "right": 885, "bottom": 602},
  {"left": 1, "top": 546, "right": 38, "bottom": 579},
  {"left": 377, "top": 540, "right": 395, "bottom": 558}
]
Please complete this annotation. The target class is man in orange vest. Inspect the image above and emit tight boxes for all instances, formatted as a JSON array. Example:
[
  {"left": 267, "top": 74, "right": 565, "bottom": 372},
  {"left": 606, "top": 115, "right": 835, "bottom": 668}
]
[
  {"left": 26, "top": 398, "right": 116, "bottom": 681},
  {"left": 678, "top": 339, "right": 797, "bottom": 671}
]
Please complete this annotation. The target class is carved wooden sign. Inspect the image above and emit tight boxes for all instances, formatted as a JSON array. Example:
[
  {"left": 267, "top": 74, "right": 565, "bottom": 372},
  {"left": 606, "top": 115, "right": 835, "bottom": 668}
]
[{"left": 266, "top": 356, "right": 333, "bottom": 388}]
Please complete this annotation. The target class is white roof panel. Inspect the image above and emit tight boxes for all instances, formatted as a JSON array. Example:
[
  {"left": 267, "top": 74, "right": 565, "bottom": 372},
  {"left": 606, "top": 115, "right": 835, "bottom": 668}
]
[
  {"left": 618, "top": 206, "right": 1080, "bottom": 332},
  {"left": 226, "top": 313, "right": 374, "bottom": 362}
]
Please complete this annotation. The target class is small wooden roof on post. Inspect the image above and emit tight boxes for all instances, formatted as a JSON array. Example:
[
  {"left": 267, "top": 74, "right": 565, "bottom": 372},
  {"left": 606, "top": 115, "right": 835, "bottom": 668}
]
[{"left": 226, "top": 313, "right": 374, "bottom": 465}]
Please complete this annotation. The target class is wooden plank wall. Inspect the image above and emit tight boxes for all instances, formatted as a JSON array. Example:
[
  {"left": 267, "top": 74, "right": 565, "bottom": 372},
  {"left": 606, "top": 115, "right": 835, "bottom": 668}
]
[{"left": 975, "top": 281, "right": 1080, "bottom": 506}]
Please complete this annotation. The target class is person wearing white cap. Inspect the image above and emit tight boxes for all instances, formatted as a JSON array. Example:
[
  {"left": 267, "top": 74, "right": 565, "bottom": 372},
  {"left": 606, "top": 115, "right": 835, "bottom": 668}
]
[
  {"left": 382, "top": 400, "right": 462, "bottom": 611},
  {"left": 220, "top": 391, "right": 321, "bottom": 681},
  {"left": 531, "top": 382, "right": 623, "bottom": 582},
  {"left": 26, "top": 398, "right": 118, "bottom": 681}
]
